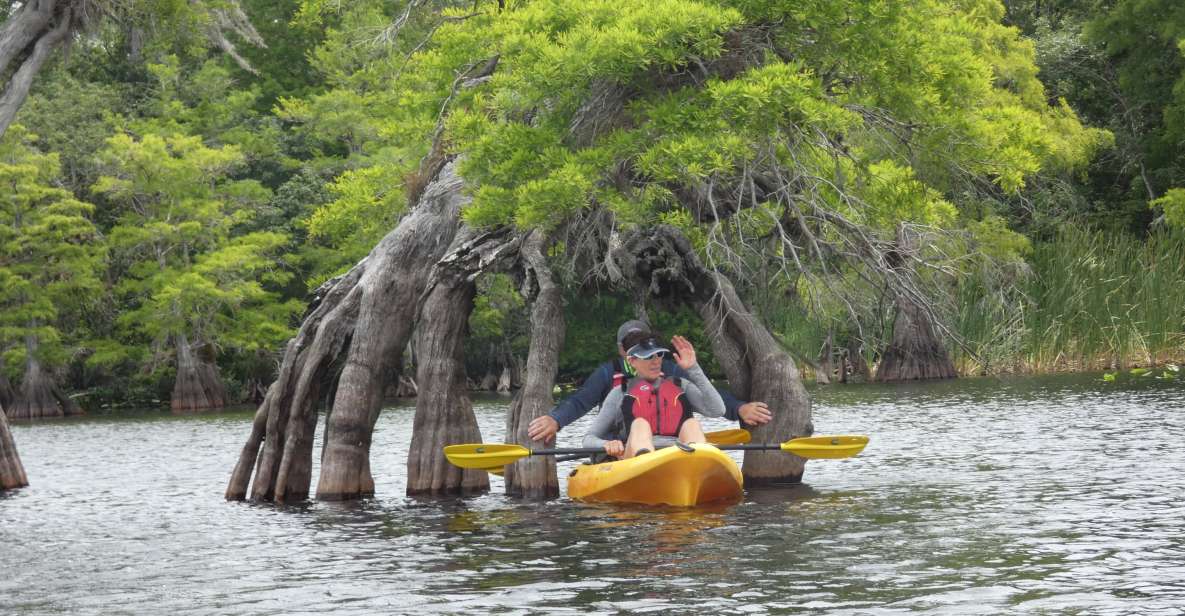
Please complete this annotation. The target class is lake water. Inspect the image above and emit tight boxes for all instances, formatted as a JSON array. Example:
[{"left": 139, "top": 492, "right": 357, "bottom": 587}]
[{"left": 2, "top": 373, "right": 1184, "bottom": 614}]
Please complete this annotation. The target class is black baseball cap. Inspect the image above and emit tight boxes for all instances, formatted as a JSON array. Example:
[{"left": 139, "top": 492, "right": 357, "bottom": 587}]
[{"left": 625, "top": 338, "right": 670, "bottom": 359}]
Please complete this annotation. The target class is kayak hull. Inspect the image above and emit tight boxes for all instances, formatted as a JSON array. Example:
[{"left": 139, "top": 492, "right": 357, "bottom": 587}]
[{"left": 566, "top": 443, "right": 743, "bottom": 507}]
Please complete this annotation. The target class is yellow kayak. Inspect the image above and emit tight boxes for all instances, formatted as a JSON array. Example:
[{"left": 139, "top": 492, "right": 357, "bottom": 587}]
[{"left": 566, "top": 443, "right": 743, "bottom": 507}]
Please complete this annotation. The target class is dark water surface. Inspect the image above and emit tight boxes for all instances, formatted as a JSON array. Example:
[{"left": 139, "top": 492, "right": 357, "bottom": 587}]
[{"left": 3, "top": 373, "right": 1184, "bottom": 615}]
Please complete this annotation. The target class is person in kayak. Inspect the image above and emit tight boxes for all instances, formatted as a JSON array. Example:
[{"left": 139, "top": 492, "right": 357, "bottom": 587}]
[
  {"left": 526, "top": 319, "right": 771, "bottom": 443},
  {"left": 583, "top": 331, "right": 724, "bottom": 458}
]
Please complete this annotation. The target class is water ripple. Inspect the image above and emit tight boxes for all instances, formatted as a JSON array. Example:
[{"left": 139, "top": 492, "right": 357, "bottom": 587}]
[{"left": 2, "top": 374, "right": 1184, "bottom": 614}]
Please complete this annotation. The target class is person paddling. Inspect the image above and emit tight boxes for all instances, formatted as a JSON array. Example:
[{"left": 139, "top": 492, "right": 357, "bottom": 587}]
[
  {"left": 583, "top": 331, "right": 724, "bottom": 458},
  {"left": 526, "top": 319, "right": 771, "bottom": 444}
]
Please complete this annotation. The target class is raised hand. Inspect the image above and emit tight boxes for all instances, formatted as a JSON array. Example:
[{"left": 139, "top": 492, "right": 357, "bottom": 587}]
[{"left": 670, "top": 335, "right": 697, "bottom": 370}]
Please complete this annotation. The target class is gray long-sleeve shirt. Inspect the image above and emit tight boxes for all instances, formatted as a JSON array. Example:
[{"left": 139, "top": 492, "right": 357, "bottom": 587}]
[{"left": 582, "top": 364, "right": 724, "bottom": 449}]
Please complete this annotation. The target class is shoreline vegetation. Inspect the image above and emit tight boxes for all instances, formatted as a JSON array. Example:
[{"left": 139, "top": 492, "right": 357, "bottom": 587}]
[
  {"left": 954, "top": 226, "right": 1185, "bottom": 377},
  {"left": 15, "top": 223, "right": 1185, "bottom": 414},
  {"left": 0, "top": 1, "right": 1182, "bottom": 432}
]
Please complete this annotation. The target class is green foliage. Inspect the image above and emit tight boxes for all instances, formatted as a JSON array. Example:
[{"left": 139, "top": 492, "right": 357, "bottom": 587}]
[
  {"left": 17, "top": 71, "right": 124, "bottom": 197},
  {"left": 0, "top": 126, "right": 104, "bottom": 374},
  {"left": 8, "top": 0, "right": 1185, "bottom": 404},
  {"left": 1151, "top": 188, "right": 1185, "bottom": 228},
  {"left": 94, "top": 130, "right": 299, "bottom": 374},
  {"left": 468, "top": 274, "right": 525, "bottom": 341},
  {"left": 375, "top": 0, "right": 1108, "bottom": 245},
  {"left": 954, "top": 225, "right": 1185, "bottom": 372},
  {"left": 1012, "top": 0, "right": 1185, "bottom": 231},
  {"left": 966, "top": 215, "right": 1033, "bottom": 261}
]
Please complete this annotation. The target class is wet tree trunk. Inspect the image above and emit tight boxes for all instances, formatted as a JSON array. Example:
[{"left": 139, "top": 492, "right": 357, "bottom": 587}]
[
  {"left": 503, "top": 232, "right": 563, "bottom": 499},
  {"left": 406, "top": 226, "right": 520, "bottom": 495},
  {"left": 7, "top": 336, "right": 82, "bottom": 419},
  {"left": 171, "top": 334, "right": 228, "bottom": 412},
  {"left": 226, "top": 159, "right": 468, "bottom": 502},
  {"left": 0, "top": 404, "right": 28, "bottom": 490},
  {"left": 616, "top": 226, "right": 813, "bottom": 485},
  {"left": 876, "top": 226, "right": 957, "bottom": 382}
]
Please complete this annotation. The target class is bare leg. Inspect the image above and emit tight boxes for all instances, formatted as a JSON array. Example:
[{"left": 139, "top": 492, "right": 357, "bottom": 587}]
[
  {"left": 625, "top": 417, "right": 655, "bottom": 458},
  {"left": 678, "top": 418, "right": 705, "bottom": 444}
]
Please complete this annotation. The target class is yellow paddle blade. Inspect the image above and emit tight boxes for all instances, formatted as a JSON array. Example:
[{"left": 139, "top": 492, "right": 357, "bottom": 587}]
[
  {"left": 443, "top": 444, "right": 530, "bottom": 469},
  {"left": 706, "top": 428, "right": 752, "bottom": 445},
  {"left": 781, "top": 435, "right": 869, "bottom": 459},
  {"left": 487, "top": 467, "right": 504, "bottom": 476}
]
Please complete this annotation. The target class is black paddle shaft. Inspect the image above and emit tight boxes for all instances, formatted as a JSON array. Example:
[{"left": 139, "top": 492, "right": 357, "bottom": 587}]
[
  {"left": 716, "top": 444, "right": 783, "bottom": 451},
  {"left": 543, "top": 444, "right": 782, "bottom": 460},
  {"left": 529, "top": 447, "right": 608, "bottom": 456}
]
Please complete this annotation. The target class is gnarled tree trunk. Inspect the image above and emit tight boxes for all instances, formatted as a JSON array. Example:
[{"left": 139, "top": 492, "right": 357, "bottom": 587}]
[
  {"left": 171, "top": 334, "right": 228, "bottom": 412},
  {"left": 503, "top": 231, "right": 563, "bottom": 499},
  {"left": 406, "top": 226, "right": 520, "bottom": 496},
  {"left": 876, "top": 226, "right": 957, "bottom": 382},
  {"left": 7, "top": 336, "right": 82, "bottom": 419},
  {"left": 0, "top": 404, "right": 28, "bottom": 490},
  {"left": 227, "top": 159, "right": 467, "bottom": 503},
  {"left": 616, "top": 226, "right": 814, "bottom": 485},
  {"left": 0, "top": 0, "right": 81, "bottom": 140}
]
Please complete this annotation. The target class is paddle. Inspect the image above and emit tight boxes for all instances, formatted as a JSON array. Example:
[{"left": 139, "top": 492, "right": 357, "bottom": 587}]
[
  {"left": 444, "top": 434, "right": 868, "bottom": 470},
  {"left": 705, "top": 428, "right": 751, "bottom": 445},
  {"left": 486, "top": 428, "right": 752, "bottom": 466}
]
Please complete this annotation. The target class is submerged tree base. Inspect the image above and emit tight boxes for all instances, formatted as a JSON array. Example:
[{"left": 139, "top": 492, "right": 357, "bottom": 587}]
[
  {"left": 0, "top": 406, "right": 28, "bottom": 490},
  {"left": 7, "top": 359, "right": 82, "bottom": 419}
]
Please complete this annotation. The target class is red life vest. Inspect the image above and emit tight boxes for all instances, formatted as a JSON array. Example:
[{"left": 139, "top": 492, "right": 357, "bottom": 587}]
[
  {"left": 622, "top": 376, "right": 687, "bottom": 437},
  {"left": 611, "top": 358, "right": 627, "bottom": 389}
]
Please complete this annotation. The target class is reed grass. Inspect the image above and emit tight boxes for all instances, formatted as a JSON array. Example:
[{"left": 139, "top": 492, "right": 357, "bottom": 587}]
[
  {"left": 956, "top": 225, "right": 1185, "bottom": 373},
  {"left": 762, "top": 225, "right": 1185, "bottom": 378}
]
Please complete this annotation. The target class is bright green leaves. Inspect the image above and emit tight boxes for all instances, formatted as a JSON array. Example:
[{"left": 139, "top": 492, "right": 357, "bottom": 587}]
[
  {"left": 706, "top": 62, "right": 858, "bottom": 135},
  {"left": 435, "top": 0, "right": 1101, "bottom": 236},
  {"left": 454, "top": 110, "right": 598, "bottom": 228},
  {"left": 435, "top": 0, "right": 745, "bottom": 227},
  {"left": 94, "top": 129, "right": 296, "bottom": 366},
  {"left": 966, "top": 214, "right": 1033, "bottom": 261},
  {"left": 1152, "top": 188, "right": 1185, "bottom": 228},
  {"left": 306, "top": 164, "right": 408, "bottom": 252},
  {"left": 0, "top": 126, "right": 103, "bottom": 371},
  {"left": 480, "top": 0, "right": 742, "bottom": 108},
  {"left": 636, "top": 61, "right": 856, "bottom": 187},
  {"left": 860, "top": 160, "right": 957, "bottom": 228},
  {"left": 94, "top": 133, "right": 246, "bottom": 206}
]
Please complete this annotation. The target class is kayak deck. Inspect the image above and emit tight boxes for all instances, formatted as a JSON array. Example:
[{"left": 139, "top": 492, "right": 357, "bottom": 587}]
[{"left": 566, "top": 443, "right": 743, "bottom": 507}]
